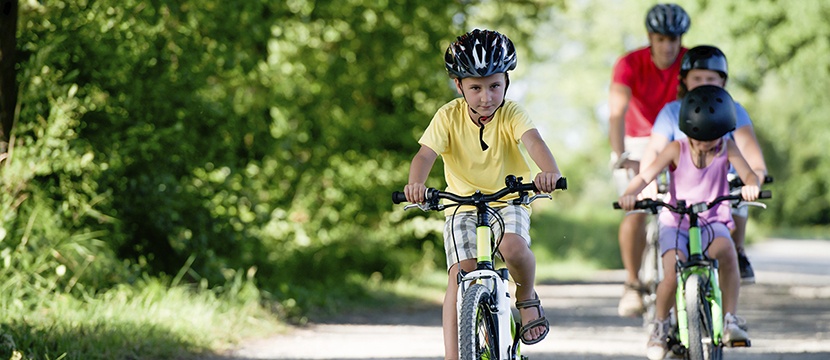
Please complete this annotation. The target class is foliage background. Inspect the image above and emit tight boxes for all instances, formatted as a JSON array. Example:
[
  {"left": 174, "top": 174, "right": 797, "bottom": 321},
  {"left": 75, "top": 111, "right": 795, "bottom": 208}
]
[{"left": 2, "top": 1, "right": 828, "bottom": 350}]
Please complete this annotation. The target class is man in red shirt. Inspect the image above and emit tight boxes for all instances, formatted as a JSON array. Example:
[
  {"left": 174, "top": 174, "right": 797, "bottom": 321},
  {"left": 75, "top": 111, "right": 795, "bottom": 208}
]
[{"left": 609, "top": 3, "right": 690, "bottom": 318}]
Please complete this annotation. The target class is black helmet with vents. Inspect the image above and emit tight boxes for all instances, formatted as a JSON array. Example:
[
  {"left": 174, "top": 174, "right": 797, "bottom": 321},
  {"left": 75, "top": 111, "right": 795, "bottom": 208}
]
[{"left": 679, "top": 85, "right": 737, "bottom": 141}]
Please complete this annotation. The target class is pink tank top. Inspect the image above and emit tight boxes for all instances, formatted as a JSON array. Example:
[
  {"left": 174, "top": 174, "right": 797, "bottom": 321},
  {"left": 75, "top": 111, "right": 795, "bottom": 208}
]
[{"left": 659, "top": 139, "right": 734, "bottom": 230}]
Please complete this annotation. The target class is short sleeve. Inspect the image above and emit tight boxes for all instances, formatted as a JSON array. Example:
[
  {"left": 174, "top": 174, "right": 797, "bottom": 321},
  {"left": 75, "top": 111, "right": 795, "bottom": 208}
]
[
  {"left": 652, "top": 101, "right": 681, "bottom": 141},
  {"left": 734, "top": 102, "right": 753, "bottom": 129},
  {"left": 418, "top": 104, "right": 451, "bottom": 155},
  {"left": 503, "top": 101, "right": 534, "bottom": 142},
  {"left": 612, "top": 55, "right": 635, "bottom": 88}
]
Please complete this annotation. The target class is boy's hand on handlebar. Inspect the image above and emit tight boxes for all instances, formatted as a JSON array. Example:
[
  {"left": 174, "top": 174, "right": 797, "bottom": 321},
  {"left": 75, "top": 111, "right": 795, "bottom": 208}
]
[
  {"left": 741, "top": 185, "right": 760, "bottom": 202},
  {"left": 404, "top": 183, "right": 427, "bottom": 203},
  {"left": 618, "top": 194, "right": 638, "bottom": 211},
  {"left": 534, "top": 171, "right": 561, "bottom": 193}
]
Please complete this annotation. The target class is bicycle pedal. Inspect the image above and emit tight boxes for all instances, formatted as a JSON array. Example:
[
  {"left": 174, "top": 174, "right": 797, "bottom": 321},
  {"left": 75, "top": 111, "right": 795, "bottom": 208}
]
[{"left": 727, "top": 339, "right": 751, "bottom": 348}]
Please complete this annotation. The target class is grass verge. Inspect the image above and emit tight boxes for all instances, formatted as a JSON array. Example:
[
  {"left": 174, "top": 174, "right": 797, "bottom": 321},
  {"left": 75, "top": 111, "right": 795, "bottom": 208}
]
[{"left": 0, "top": 278, "right": 282, "bottom": 360}]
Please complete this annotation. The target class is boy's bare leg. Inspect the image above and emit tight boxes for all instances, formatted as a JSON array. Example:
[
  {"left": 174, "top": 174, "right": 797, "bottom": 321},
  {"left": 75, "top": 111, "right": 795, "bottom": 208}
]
[{"left": 499, "top": 233, "right": 545, "bottom": 342}]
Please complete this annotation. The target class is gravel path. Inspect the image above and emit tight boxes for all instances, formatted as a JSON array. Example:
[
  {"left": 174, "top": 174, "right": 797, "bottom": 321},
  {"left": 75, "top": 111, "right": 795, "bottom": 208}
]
[{"left": 215, "top": 239, "right": 830, "bottom": 360}]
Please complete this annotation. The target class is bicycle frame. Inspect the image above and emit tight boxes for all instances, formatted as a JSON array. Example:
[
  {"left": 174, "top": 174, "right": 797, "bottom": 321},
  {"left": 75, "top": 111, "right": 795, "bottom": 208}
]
[{"left": 674, "top": 207, "right": 724, "bottom": 348}]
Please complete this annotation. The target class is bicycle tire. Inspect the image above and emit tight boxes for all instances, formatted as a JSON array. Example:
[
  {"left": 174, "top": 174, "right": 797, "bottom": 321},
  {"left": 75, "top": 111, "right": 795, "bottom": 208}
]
[
  {"left": 459, "top": 284, "right": 499, "bottom": 360},
  {"left": 685, "top": 274, "right": 722, "bottom": 360}
]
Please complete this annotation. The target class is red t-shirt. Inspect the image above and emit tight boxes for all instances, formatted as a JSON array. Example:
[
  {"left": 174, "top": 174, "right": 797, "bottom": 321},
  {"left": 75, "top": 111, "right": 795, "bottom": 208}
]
[{"left": 612, "top": 46, "right": 688, "bottom": 137}]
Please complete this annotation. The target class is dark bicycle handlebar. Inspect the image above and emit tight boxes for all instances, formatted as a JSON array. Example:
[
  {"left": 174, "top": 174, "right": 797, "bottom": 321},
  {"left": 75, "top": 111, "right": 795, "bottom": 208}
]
[
  {"left": 729, "top": 175, "right": 773, "bottom": 188},
  {"left": 392, "top": 175, "right": 567, "bottom": 206},
  {"left": 612, "top": 190, "right": 771, "bottom": 213}
]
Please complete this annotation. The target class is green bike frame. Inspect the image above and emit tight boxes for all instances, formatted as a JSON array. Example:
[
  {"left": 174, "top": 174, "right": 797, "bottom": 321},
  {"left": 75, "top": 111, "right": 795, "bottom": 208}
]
[{"left": 675, "top": 212, "right": 723, "bottom": 347}]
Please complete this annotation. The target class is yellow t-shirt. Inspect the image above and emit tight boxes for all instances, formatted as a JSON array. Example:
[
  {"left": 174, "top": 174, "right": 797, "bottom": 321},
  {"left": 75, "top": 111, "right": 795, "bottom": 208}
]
[{"left": 419, "top": 98, "right": 535, "bottom": 210}]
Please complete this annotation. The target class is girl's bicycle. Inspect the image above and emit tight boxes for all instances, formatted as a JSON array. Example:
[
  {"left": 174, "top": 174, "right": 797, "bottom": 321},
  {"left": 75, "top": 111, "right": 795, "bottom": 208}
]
[
  {"left": 393, "top": 175, "right": 567, "bottom": 360},
  {"left": 614, "top": 189, "right": 770, "bottom": 360}
]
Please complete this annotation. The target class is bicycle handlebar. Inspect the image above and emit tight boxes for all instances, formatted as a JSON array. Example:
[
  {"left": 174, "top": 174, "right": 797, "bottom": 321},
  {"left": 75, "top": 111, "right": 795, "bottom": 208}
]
[
  {"left": 729, "top": 175, "right": 774, "bottom": 188},
  {"left": 612, "top": 190, "right": 771, "bottom": 213},
  {"left": 392, "top": 175, "right": 567, "bottom": 205}
]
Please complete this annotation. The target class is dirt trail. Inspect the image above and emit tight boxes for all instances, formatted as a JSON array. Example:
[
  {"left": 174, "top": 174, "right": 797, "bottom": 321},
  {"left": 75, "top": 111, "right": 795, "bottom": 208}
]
[{"left": 216, "top": 239, "right": 830, "bottom": 360}]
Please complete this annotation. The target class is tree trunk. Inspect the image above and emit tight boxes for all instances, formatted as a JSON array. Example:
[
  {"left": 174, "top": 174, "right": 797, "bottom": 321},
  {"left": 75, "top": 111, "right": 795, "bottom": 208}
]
[{"left": 0, "top": 0, "right": 19, "bottom": 151}]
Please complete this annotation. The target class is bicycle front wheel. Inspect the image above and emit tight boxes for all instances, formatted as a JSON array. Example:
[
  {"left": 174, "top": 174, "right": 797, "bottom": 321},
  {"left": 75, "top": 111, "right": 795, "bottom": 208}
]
[
  {"left": 685, "top": 274, "right": 722, "bottom": 360},
  {"left": 459, "top": 284, "right": 499, "bottom": 360}
]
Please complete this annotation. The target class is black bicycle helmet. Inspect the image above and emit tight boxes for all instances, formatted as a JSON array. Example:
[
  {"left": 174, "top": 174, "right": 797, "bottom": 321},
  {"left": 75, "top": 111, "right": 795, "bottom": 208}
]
[
  {"left": 681, "top": 45, "right": 728, "bottom": 79},
  {"left": 679, "top": 85, "right": 736, "bottom": 141},
  {"left": 645, "top": 4, "right": 691, "bottom": 36},
  {"left": 444, "top": 29, "right": 517, "bottom": 79}
]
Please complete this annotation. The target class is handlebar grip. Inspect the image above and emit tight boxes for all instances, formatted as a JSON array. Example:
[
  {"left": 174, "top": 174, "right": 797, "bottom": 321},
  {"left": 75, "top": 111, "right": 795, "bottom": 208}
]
[
  {"left": 392, "top": 191, "right": 407, "bottom": 204},
  {"left": 612, "top": 199, "right": 654, "bottom": 210},
  {"left": 556, "top": 177, "right": 568, "bottom": 190},
  {"left": 759, "top": 190, "right": 772, "bottom": 199},
  {"left": 517, "top": 177, "right": 568, "bottom": 192}
]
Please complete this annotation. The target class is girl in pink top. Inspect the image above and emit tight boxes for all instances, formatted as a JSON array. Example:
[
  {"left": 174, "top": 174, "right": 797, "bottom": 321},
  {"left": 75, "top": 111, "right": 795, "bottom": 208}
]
[{"left": 618, "top": 85, "right": 761, "bottom": 360}]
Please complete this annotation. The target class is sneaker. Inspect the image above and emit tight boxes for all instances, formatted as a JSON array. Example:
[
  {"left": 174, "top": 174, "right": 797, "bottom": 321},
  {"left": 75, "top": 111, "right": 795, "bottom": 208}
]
[
  {"left": 646, "top": 318, "right": 670, "bottom": 360},
  {"left": 723, "top": 313, "right": 750, "bottom": 345},
  {"left": 618, "top": 282, "right": 645, "bottom": 317},
  {"left": 738, "top": 251, "right": 756, "bottom": 285}
]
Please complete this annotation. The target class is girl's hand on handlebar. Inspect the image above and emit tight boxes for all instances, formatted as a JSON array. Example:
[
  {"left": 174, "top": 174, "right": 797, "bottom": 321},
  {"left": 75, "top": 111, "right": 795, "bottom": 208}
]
[
  {"left": 404, "top": 182, "right": 427, "bottom": 203},
  {"left": 534, "top": 171, "right": 561, "bottom": 193},
  {"left": 618, "top": 194, "right": 638, "bottom": 211},
  {"left": 741, "top": 185, "right": 760, "bottom": 202}
]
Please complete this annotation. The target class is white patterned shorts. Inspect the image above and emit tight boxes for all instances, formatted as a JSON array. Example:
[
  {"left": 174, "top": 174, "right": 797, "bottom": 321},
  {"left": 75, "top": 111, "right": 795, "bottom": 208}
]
[{"left": 442, "top": 205, "right": 531, "bottom": 270}]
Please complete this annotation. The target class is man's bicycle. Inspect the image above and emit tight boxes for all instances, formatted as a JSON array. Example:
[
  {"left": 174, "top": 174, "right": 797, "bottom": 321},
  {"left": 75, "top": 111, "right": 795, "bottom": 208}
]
[
  {"left": 393, "top": 175, "right": 567, "bottom": 360},
  {"left": 614, "top": 189, "right": 770, "bottom": 360},
  {"left": 638, "top": 169, "right": 670, "bottom": 327}
]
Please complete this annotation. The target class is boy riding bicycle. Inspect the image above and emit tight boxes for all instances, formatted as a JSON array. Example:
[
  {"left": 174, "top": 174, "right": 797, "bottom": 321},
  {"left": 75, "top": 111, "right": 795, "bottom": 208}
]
[
  {"left": 617, "top": 85, "right": 760, "bottom": 360},
  {"left": 402, "top": 29, "right": 562, "bottom": 359}
]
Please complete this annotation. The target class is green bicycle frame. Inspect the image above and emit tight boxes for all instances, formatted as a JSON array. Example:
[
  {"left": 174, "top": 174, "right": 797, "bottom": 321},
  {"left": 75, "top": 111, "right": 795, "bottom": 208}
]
[
  {"left": 476, "top": 225, "right": 492, "bottom": 263},
  {"left": 675, "top": 213, "right": 724, "bottom": 346}
]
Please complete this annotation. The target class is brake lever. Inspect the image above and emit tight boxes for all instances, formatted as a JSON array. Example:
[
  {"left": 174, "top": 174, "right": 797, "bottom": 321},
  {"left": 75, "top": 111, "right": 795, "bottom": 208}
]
[
  {"left": 528, "top": 194, "right": 552, "bottom": 203},
  {"left": 403, "top": 203, "right": 432, "bottom": 211},
  {"left": 737, "top": 201, "right": 767, "bottom": 209}
]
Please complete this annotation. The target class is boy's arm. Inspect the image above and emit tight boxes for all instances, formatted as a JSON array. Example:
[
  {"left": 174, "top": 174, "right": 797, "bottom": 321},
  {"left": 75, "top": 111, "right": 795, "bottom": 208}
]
[
  {"left": 404, "top": 145, "right": 438, "bottom": 203},
  {"left": 520, "top": 129, "right": 561, "bottom": 193}
]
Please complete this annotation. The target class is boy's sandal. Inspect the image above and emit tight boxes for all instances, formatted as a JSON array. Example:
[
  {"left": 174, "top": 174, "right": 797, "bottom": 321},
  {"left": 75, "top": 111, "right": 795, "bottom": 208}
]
[{"left": 516, "top": 292, "right": 550, "bottom": 345}]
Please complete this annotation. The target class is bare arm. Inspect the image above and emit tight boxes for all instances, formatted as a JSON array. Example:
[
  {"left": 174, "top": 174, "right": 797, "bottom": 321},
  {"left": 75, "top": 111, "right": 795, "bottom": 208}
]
[
  {"left": 726, "top": 139, "right": 761, "bottom": 201},
  {"left": 733, "top": 126, "right": 767, "bottom": 183},
  {"left": 619, "top": 141, "right": 679, "bottom": 210},
  {"left": 639, "top": 133, "right": 671, "bottom": 174},
  {"left": 609, "top": 83, "right": 635, "bottom": 169},
  {"left": 521, "top": 129, "right": 562, "bottom": 193},
  {"left": 404, "top": 145, "right": 438, "bottom": 203}
]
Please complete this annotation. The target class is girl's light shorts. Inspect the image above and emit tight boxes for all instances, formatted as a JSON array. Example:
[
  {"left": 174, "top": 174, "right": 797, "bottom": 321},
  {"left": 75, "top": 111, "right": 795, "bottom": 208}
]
[{"left": 659, "top": 222, "right": 732, "bottom": 259}]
